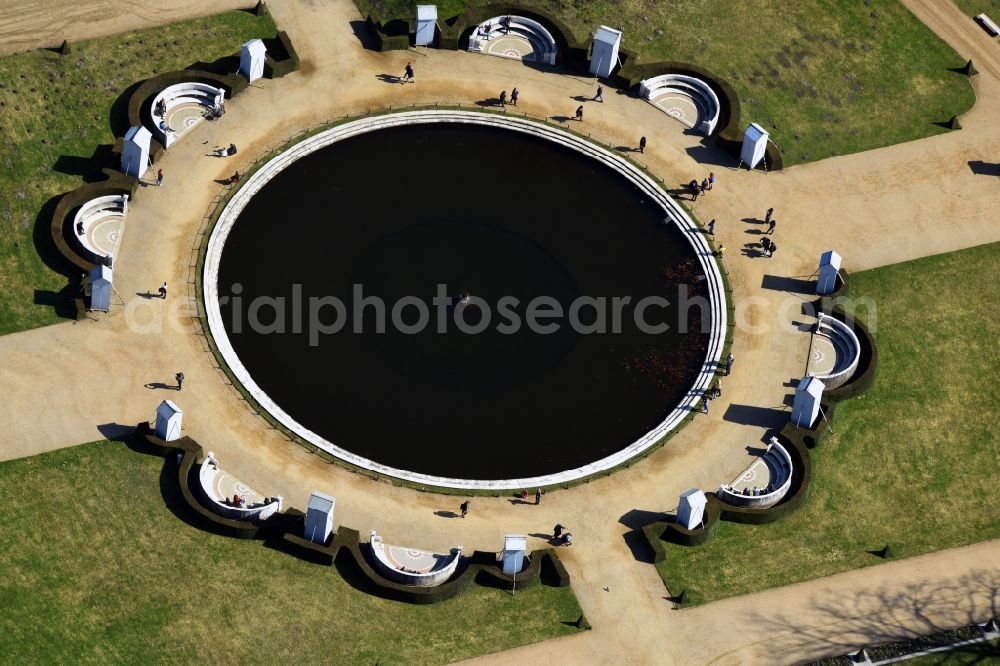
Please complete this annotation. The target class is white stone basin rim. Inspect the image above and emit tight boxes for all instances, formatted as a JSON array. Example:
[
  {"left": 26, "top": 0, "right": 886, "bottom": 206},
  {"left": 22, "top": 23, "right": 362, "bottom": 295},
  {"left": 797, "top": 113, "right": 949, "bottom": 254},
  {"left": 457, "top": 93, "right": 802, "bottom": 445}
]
[{"left": 203, "top": 110, "right": 728, "bottom": 490}]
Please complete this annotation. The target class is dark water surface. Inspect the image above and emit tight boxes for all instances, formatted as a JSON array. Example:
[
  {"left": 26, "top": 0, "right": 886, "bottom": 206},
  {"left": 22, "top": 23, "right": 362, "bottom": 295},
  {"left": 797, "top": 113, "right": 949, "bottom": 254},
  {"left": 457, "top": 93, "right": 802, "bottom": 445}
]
[{"left": 217, "top": 123, "right": 709, "bottom": 480}]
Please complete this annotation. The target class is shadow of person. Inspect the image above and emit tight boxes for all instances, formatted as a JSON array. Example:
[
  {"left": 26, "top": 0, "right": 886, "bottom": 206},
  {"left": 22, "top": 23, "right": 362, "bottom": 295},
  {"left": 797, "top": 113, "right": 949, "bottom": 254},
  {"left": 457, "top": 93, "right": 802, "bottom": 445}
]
[
  {"left": 549, "top": 115, "right": 572, "bottom": 123},
  {"left": 135, "top": 291, "right": 157, "bottom": 299},
  {"left": 375, "top": 73, "right": 400, "bottom": 84},
  {"left": 528, "top": 532, "right": 561, "bottom": 545},
  {"left": 434, "top": 510, "right": 460, "bottom": 519},
  {"left": 144, "top": 382, "right": 173, "bottom": 390}
]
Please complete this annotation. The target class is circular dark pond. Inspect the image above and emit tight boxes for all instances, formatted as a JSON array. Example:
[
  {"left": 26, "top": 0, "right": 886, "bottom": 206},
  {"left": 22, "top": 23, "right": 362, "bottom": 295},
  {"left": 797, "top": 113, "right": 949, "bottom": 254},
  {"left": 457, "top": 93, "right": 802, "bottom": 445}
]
[{"left": 216, "top": 122, "right": 710, "bottom": 481}]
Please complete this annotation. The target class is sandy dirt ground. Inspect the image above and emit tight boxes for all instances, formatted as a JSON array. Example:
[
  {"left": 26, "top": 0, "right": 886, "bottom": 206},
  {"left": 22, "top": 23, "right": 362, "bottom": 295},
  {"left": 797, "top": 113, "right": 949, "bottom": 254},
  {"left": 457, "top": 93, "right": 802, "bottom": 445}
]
[{"left": 0, "top": 0, "right": 999, "bottom": 664}]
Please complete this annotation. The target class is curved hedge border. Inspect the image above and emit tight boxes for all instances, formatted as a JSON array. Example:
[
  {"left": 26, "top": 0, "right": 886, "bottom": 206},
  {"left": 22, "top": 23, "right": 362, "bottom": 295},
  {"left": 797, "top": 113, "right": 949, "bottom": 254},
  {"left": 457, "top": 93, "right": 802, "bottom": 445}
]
[
  {"left": 413, "top": 2, "right": 776, "bottom": 169},
  {"left": 45, "top": 30, "right": 300, "bottom": 292},
  {"left": 822, "top": 306, "right": 879, "bottom": 403},
  {"left": 264, "top": 30, "right": 300, "bottom": 78},
  {"left": 125, "top": 69, "right": 249, "bottom": 154},
  {"left": 636, "top": 277, "right": 879, "bottom": 599},
  {"left": 139, "top": 423, "right": 572, "bottom": 604},
  {"left": 438, "top": 3, "right": 588, "bottom": 69},
  {"left": 613, "top": 54, "right": 781, "bottom": 169},
  {"left": 49, "top": 169, "right": 137, "bottom": 273}
]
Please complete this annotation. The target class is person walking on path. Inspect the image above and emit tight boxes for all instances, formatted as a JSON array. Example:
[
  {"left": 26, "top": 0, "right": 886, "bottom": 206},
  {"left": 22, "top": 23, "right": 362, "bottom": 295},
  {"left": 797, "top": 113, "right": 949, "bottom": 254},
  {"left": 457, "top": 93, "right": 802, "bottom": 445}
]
[
  {"left": 689, "top": 179, "right": 700, "bottom": 201},
  {"left": 765, "top": 207, "right": 773, "bottom": 224},
  {"left": 499, "top": 90, "right": 507, "bottom": 108},
  {"left": 761, "top": 237, "right": 773, "bottom": 257},
  {"left": 716, "top": 243, "right": 726, "bottom": 258},
  {"left": 724, "top": 352, "right": 734, "bottom": 376},
  {"left": 702, "top": 399, "right": 709, "bottom": 415},
  {"left": 708, "top": 172, "right": 716, "bottom": 190},
  {"left": 402, "top": 62, "right": 414, "bottom": 84},
  {"left": 575, "top": 105, "right": 584, "bottom": 121},
  {"left": 700, "top": 178, "right": 709, "bottom": 194},
  {"left": 228, "top": 171, "right": 240, "bottom": 185},
  {"left": 768, "top": 242, "right": 777, "bottom": 259},
  {"left": 460, "top": 499, "right": 470, "bottom": 518},
  {"left": 594, "top": 85, "right": 604, "bottom": 102},
  {"left": 639, "top": 136, "right": 647, "bottom": 153},
  {"left": 510, "top": 87, "right": 519, "bottom": 106},
  {"left": 767, "top": 218, "right": 776, "bottom": 234},
  {"left": 156, "top": 169, "right": 164, "bottom": 187},
  {"left": 707, "top": 219, "right": 716, "bottom": 235},
  {"left": 175, "top": 372, "right": 185, "bottom": 390},
  {"left": 554, "top": 523, "right": 565, "bottom": 538},
  {"left": 158, "top": 282, "right": 167, "bottom": 299},
  {"left": 535, "top": 488, "right": 542, "bottom": 505}
]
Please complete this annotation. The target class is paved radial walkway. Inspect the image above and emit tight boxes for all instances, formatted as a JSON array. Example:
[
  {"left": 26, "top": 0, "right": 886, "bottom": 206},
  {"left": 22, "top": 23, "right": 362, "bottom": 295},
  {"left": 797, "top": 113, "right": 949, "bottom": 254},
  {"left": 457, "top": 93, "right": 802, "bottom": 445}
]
[{"left": 0, "top": 0, "right": 999, "bottom": 663}]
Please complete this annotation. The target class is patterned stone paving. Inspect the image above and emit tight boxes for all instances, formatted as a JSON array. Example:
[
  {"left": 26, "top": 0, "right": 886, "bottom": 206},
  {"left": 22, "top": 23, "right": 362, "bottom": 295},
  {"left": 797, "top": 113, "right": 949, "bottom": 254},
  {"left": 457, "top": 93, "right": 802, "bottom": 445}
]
[
  {"left": 483, "top": 34, "right": 536, "bottom": 62},
  {"left": 84, "top": 215, "right": 123, "bottom": 257},
  {"left": 164, "top": 103, "right": 208, "bottom": 142},
  {"left": 806, "top": 334, "right": 837, "bottom": 377},
  {"left": 652, "top": 93, "right": 699, "bottom": 129},
  {"left": 730, "top": 458, "right": 770, "bottom": 492},
  {"left": 207, "top": 466, "right": 266, "bottom": 505}
]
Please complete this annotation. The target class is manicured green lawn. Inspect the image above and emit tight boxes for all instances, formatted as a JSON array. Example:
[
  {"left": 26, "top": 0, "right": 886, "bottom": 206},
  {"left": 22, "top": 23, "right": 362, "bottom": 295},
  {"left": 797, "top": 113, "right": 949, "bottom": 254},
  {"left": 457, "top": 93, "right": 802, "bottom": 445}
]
[
  {"left": 360, "top": 0, "right": 974, "bottom": 166},
  {"left": 0, "top": 10, "right": 277, "bottom": 335},
  {"left": 0, "top": 441, "right": 583, "bottom": 663},
  {"left": 656, "top": 242, "right": 1000, "bottom": 605},
  {"left": 954, "top": 0, "right": 1000, "bottom": 17}
]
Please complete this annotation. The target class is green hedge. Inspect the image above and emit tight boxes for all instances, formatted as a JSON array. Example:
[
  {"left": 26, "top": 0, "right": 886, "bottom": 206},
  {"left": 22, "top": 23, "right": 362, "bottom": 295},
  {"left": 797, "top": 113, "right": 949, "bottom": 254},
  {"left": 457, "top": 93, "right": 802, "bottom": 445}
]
[
  {"left": 437, "top": 3, "right": 588, "bottom": 68},
  {"left": 141, "top": 425, "right": 572, "bottom": 604},
  {"left": 823, "top": 307, "right": 879, "bottom": 403},
  {"left": 650, "top": 412, "right": 840, "bottom": 564},
  {"left": 613, "top": 51, "right": 782, "bottom": 170},
  {"left": 49, "top": 171, "right": 138, "bottom": 273},
  {"left": 264, "top": 30, "right": 301, "bottom": 78},
  {"left": 125, "top": 68, "right": 248, "bottom": 152},
  {"left": 366, "top": 15, "right": 411, "bottom": 51}
]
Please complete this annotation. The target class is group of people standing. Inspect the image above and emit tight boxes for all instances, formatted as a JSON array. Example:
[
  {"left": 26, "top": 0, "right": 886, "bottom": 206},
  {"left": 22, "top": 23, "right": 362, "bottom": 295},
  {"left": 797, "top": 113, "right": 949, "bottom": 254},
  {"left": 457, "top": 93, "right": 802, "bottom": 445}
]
[
  {"left": 498, "top": 87, "right": 519, "bottom": 108},
  {"left": 759, "top": 207, "right": 778, "bottom": 258},
  {"left": 688, "top": 172, "right": 716, "bottom": 201}
]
